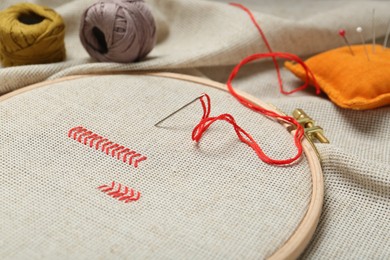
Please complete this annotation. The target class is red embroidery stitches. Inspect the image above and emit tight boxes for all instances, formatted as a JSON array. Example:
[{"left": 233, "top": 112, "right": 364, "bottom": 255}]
[
  {"left": 68, "top": 126, "right": 147, "bottom": 168},
  {"left": 98, "top": 181, "right": 141, "bottom": 203}
]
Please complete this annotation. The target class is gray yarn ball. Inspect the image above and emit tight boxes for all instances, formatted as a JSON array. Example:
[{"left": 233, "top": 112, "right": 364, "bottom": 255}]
[{"left": 80, "top": 0, "right": 156, "bottom": 63}]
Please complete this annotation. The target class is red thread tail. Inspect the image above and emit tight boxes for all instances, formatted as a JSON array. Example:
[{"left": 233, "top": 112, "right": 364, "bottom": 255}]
[
  {"left": 229, "top": 3, "right": 285, "bottom": 94},
  {"left": 229, "top": 3, "right": 320, "bottom": 95}
]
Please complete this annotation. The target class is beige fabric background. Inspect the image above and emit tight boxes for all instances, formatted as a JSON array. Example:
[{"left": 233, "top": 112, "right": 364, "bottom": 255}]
[{"left": 0, "top": 0, "right": 389, "bottom": 259}]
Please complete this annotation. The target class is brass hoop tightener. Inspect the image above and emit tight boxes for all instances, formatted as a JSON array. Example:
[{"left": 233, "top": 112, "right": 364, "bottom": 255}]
[{"left": 292, "top": 109, "right": 330, "bottom": 163}]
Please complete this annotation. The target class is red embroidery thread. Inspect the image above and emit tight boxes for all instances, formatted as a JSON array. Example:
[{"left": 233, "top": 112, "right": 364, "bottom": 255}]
[
  {"left": 229, "top": 3, "right": 321, "bottom": 95},
  {"left": 192, "top": 94, "right": 304, "bottom": 165},
  {"left": 98, "top": 181, "right": 141, "bottom": 203},
  {"left": 68, "top": 126, "right": 147, "bottom": 168},
  {"left": 192, "top": 3, "right": 321, "bottom": 166}
]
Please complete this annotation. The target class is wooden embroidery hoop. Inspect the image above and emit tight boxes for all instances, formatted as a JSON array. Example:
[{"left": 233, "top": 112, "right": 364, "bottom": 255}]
[{"left": 0, "top": 72, "right": 324, "bottom": 259}]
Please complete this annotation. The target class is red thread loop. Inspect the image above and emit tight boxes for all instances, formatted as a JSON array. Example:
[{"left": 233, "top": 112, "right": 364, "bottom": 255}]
[
  {"left": 229, "top": 2, "right": 321, "bottom": 95},
  {"left": 192, "top": 4, "right": 322, "bottom": 165},
  {"left": 192, "top": 94, "right": 303, "bottom": 165}
]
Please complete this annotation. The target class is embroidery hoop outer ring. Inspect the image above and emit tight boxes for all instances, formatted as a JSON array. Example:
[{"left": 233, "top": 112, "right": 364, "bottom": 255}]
[{"left": 0, "top": 72, "right": 324, "bottom": 259}]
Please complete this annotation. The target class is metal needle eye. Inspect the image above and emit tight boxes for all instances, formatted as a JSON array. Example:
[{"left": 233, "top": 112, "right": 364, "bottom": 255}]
[{"left": 154, "top": 94, "right": 206, "bottom": 127}]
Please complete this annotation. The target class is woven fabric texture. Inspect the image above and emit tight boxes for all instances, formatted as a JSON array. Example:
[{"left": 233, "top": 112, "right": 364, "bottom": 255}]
[
  {"left": 0, "top": 0, "right": 389, "bottom": 259},
  {"left": 1, "top": 75, "right": 312, "bottom": 259}
]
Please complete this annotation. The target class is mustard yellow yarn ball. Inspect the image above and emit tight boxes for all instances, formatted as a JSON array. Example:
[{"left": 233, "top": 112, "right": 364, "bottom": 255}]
[{"left": 0, "top": 3, "right": 66, "bottom": 67}]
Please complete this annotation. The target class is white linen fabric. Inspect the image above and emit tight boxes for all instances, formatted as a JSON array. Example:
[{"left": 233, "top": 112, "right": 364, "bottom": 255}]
[
  {"left": 0, "top": 0, "right": 389, "bottom": 259},
  {"left": 0, "top": 74, "right": 313, "bottom": 259}
]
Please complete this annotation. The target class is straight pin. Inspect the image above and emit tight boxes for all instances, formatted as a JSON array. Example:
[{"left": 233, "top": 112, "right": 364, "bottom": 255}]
[
  {"left": 383, "top": 18, "right": 390, "bottom": 49},
  {"left": 154, "top": 94, "right": 205, "bottom": 127},
  {"left": 372, "top": 9, "right": 376, "bottom": 53},
  {"left": 356, "top": 27, "right": 370, "bottom": 61},
  {"left": 338, "top": 29, "right": 355, "bottom": 56}
]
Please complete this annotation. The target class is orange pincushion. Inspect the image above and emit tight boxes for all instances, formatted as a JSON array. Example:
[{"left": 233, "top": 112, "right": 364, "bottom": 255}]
[{"left": 285, "top": 44, "right": 390, "bottom": 110}]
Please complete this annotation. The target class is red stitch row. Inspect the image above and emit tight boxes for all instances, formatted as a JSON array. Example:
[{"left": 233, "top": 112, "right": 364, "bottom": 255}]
[
  {"left": 68, "top": 126, "right": 147, "bottom": 168},
  {"left": 98, "top": 181, "right": 141, "bottom": 203}
]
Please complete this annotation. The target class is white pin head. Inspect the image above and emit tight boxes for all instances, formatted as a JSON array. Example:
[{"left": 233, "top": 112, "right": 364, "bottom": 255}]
[{"left": 356, "top": 26, "right": 370, "bottom": 61}]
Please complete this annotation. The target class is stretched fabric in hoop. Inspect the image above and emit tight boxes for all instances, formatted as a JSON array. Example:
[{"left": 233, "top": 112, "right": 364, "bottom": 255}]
[{"left": 0, "top": 74, "right": 314, "bottom": 259}]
